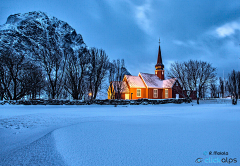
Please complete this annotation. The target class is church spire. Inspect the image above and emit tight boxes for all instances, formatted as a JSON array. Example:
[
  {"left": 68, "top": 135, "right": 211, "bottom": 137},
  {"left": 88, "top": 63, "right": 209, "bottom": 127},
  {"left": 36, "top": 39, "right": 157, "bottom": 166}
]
[{"left": 155, "top": 38, "right": 164, "bottom": 70}]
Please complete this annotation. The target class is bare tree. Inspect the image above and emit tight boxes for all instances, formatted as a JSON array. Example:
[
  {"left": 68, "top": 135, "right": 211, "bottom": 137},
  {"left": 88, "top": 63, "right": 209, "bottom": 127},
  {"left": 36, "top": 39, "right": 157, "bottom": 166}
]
[
  {"left": 0, "top": 78, "right": 4, "bottom": 100},
  {"left": 25, "top": 62, "right": 45, "bottom": 99},
  {"left": 197, "top": 61, "right": 216, "bottom": 98},
  {"left": 33, "top": 42, "right": 66, "bottom": 99},
  {"left": 114, "top": 59, "right": 126, "bottom": 99},
  {"left": 0, "top": 65, "right": 8, "bottom": 100},
  {"left": 108, "top": 60, "right": 116, "bottom": 99},
  {"left": 107, "top": 59, "right": 129, "bottom": 100},
  {"left": 219, "top": 77, "right": 224, "bottom": 98},
  {"left": 0, "top": 49, "right": 34, "bottom": 100},
  {"left": 64, "top": 47, "right": 89, "bottom": 100},
  {"left": 88, "top": 48, "right": 109, "bottom": 99},
  {"left": 168, "top": 61, "right": 195, "bottom": 98},
  {"left": 168, "top": 60, "right": 216, "bottom": 103},
  {"left": 226, "top": 70, "right": 240, "bottom": 105},
  {"left": 0, "top": 64, "right": 6, "bottom": 100},
  {"left": 210, "top": 83, "right": 218, "bottom": 98}
]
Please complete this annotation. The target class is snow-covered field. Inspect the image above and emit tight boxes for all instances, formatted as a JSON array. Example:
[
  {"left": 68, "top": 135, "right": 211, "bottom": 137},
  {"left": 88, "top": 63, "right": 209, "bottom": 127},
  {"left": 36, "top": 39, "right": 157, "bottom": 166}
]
[{"left": 0, "top": 102, "right": 239, "bottom": 165}]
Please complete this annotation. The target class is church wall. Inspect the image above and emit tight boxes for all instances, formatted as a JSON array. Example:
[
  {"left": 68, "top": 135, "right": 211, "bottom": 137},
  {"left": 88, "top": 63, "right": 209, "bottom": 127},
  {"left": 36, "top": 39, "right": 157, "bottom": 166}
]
[
  {"left": 162, "top": 89, "right": 165, "bottom": 99},
  {"left": 113, "top": 92, "right": 126, "bottom": 99},
  {"left": 146, "top": 88, "right": 149, "bottom": 98},
  {"left": 121, "top": 93, "right": 126, "bottom": 99},
  {"left": 148, "top": 89, "right": 153, "bottom": 99},
  {"left": 168, "top": 89, "right": 172, "bottom": 98},
  {"left": 162, "top": 88, "right": 172, "bottom": 99},
  {"left": 148, "top": 88, "right": 163, "bottom": 99},
  {"left": 172, "top": 82, "right": 197, "bottom": 99},
  {"left": 129, "top": 88, "right": 146, "bottom": 100},
  {"left": 159, "top": 89, "right": 163, "bottom": 99}
]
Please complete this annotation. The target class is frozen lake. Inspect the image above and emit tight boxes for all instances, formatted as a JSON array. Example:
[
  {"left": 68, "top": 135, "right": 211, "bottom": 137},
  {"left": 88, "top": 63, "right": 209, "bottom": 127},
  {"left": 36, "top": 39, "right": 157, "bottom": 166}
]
[{"left": 0, "top": 102, "right": 239, "bottom": 165}]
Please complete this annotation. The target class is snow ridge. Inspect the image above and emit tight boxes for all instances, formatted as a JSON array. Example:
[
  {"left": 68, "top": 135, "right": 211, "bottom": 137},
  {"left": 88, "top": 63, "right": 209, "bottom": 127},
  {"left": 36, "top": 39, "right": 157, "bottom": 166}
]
[{"left": 0, "top": 11, "right": 86, "bottom": 55}]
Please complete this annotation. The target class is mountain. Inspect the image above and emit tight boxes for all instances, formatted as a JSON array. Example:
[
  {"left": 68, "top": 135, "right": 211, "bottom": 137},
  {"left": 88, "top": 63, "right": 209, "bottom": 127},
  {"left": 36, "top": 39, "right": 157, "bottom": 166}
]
[
  {"left": 0, "top": 11, "right": 86, "bottom": 54},
  {"left": 0, "top": 11, "right": 131, "bottom": 75},
  {"left": 0, "top": 11, "right": 131, "bottom": 100}
]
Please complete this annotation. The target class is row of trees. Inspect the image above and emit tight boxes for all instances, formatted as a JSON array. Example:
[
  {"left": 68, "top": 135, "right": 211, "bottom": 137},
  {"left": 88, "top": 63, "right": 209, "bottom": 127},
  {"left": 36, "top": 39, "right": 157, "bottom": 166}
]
[
  {"left": 1, "top": 44, "right": 238, "bottom": 103},
  {"left": 0, "top": 43, "right": 125, "bottom": 100},
  {"left": 168, "top": 60, "right": 217, "bottom": 101},
  {"left": 168, "top": 60, "right": 240, "bottom": 104},
  {"left": 210, "top": 70, "right": 240, "bottom": 103}
]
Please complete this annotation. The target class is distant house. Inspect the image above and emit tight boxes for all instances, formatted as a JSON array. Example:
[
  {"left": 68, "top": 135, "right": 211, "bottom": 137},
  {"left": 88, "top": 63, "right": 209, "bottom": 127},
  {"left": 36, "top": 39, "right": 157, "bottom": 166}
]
[{"left": 108, "top": 42, "right": 193, "bottom": 100}]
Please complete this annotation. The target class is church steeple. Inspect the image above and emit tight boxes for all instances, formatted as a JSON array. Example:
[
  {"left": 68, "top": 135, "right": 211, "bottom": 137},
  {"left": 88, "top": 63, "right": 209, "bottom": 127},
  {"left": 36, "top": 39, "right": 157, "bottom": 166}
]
[
  {"left": 155, "top": 38, "right": 164, "bottom": 70},
  {"left": 155, "top": 38, "right": 165, "bottom": 80}
]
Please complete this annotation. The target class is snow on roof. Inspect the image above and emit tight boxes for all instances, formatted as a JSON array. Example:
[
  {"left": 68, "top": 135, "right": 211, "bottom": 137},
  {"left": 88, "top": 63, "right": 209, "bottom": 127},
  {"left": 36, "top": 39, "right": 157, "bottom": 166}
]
[
  {"left": 139, "top": 73, "right": 163, "bottom": 88},
  {"left": 112, "top": 81, "right": 129, "bottom": 93},
  {"left": 163, "top": 78, "right": 176, "bottom": 88},
  {"left": 125, "top": 75, "right": 146, "bottom": 88},
  {"left": 124, "top": 73, "right": 176, "bottom": 89}
]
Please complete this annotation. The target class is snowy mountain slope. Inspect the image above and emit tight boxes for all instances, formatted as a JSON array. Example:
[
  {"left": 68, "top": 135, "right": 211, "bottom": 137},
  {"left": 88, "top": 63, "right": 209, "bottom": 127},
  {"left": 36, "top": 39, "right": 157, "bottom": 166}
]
[{"left": 0, "top": 11, "right": 86, "bottom": 55}]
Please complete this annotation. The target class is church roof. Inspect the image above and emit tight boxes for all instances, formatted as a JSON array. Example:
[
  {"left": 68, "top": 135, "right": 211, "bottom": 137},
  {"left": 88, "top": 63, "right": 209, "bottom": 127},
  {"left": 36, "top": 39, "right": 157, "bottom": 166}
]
[
  {"left": 155, "top": 43, "right": 164, "bottom": 69},
  {"left": 163, "top": 78, "right": 177, "bottom": 88},
  {"left": 125, "top": 75, "right": 146, "bottom": 88},
  {"left": 139, "top": 73, "right": 163, "bottom": 88},
  {"left": 157, "top": 45, "right": 162, "bottom": 64}
]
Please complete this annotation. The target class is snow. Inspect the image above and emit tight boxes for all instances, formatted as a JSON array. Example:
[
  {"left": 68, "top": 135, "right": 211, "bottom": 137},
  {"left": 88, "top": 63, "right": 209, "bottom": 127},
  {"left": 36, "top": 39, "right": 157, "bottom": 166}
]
[
  {"left": 0, "top": 103, "right": 240, "bottom": 165},
  {"left": 139, "top": 72, "right": 163, "bottom": 88},
  {"left": 163, "top": 78, "right": 176, "bottom": 88},
  {"left": 125, "top": 72, "right": 176, "bottom": 89},
  {"left": 125, "top": 75, "right": 146, "bottom": 88}
]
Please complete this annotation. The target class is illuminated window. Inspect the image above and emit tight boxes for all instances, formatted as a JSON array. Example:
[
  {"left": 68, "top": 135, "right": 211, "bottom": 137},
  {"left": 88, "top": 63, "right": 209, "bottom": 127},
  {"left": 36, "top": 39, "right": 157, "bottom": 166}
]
[
  {"left": 165, "top": 89, "right": 168, "bottom": 98},
  {"left": 153, "top": 89, "right": 158, "bottom": 98},
  {"left": 137, "top": 89, "right": 141, "bottom": 97}
]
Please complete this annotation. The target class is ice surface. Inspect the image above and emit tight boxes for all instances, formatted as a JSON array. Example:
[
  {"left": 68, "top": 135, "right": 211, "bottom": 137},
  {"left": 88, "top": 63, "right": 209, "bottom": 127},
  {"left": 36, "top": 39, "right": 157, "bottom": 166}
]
[{"left": 0, "top": 103, "right": 239, "bottom": 165}]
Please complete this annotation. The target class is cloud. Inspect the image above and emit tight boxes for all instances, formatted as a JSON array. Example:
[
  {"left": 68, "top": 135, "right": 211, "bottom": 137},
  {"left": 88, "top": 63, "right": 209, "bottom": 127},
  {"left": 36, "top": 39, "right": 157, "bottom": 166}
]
[
  {"left": 112, "top": 0, "right": 154, "bottom": 36},
  {"left": 134, "top": 1, "right": 152, "bottom": 35},
  {"left": 102, "top": 0, "right": 153, "bottom": 35},
  {"left": 173, "top": 40, "right": 187, "bottom": 46},
  {"left": 216, "top": 21, "right": 240, "bottom": 37},
  {"left": 172, "top": 40, "right": 197, "bottom": 47}
]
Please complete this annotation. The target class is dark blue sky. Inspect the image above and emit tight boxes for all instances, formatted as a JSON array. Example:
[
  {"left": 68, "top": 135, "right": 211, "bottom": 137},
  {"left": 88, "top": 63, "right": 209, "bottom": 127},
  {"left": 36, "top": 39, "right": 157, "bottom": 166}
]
[{"left": 1, "top": 0, "right": 240, "bottom": 77}]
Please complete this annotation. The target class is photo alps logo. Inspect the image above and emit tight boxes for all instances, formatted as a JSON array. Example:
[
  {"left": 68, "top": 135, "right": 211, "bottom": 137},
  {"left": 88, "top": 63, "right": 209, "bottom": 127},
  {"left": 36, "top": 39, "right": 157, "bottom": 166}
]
[
  {"left": 195, "top": 151, "right": 237, "bottom": 164},
  {"left": 195, "top": 158, "right": 203, "bottom": 163}
]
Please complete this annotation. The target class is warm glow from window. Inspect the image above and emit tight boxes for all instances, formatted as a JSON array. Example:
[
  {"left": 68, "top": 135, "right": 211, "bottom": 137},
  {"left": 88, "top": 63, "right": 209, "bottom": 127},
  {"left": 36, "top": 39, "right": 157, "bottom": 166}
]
[
  {"left": 153, "top": 89, "right": 158, "bottom": 98},
  {"left": 165, "top": 89, "right": 168, "bottom": 98},
  {"left": 137, "top": 89, "right": 141, "bottom": 97}
]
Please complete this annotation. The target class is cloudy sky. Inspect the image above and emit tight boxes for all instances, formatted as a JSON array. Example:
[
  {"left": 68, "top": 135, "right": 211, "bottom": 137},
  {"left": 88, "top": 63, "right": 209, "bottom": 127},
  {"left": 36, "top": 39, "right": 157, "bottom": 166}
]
[{"left": 1, "top": 0, "right": 240, "bottom": 77}]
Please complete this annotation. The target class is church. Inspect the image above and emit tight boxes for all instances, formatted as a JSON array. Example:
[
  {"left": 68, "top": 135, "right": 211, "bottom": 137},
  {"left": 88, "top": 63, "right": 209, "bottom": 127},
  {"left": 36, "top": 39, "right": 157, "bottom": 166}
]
[{"left": 108, "top": 42, "right": 180, "bottom": 100}]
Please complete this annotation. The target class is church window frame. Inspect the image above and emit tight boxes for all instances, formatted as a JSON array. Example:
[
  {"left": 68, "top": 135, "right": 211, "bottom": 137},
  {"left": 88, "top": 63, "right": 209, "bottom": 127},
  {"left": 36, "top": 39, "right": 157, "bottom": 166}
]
[
  {"left": 165, "top": 89, "right": 168, "bottom": 98},
  {"left": 137, "top": 89, "right": 141, "bottom": 97},
  {"left": 153, "top": 89, "right": 158, "bottom": 98}
]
